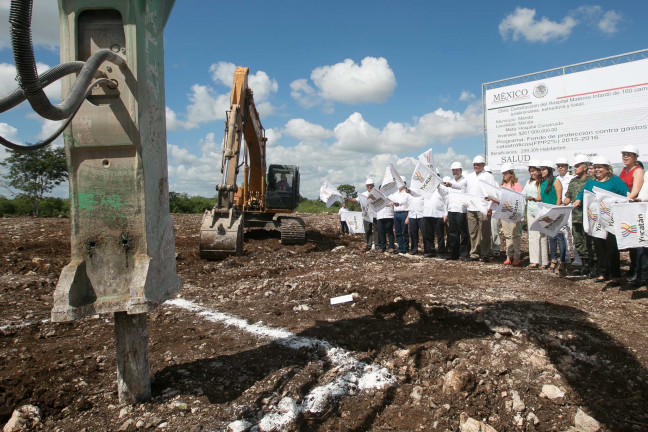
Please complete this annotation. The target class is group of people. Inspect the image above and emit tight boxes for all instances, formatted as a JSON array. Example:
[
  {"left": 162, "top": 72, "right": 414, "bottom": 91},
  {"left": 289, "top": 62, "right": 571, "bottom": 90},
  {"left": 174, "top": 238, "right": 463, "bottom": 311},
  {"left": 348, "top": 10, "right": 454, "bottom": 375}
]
[{"left": 338, "top": 145, "right": 647, "bottom": 286}]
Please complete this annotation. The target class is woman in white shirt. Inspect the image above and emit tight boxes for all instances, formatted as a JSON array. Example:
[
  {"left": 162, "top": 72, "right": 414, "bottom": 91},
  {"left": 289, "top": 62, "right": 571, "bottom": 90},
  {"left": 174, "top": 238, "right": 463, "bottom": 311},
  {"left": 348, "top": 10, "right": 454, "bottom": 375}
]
[{"left": 522, "top": 159, "right": 549, "bottom": 269}]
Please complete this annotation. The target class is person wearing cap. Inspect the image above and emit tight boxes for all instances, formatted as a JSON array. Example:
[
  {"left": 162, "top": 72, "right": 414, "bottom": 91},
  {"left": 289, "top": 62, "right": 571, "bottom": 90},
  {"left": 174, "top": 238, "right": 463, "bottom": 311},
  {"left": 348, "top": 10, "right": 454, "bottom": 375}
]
[
  {"left": 619, "top": 145, "right": 644, "bottom": 281},
  {"left": 422, "top": 178, "right": 449, "bottom": 258},
  {"left": 465, "top": 155, "right": 498, "bottom": 262},
  {"left": 346, "top": 178, "right": 379, "bottom": 251},
  {"left": 389, "top": 176, "right": 414, "bottom": 254},
  {"left": 495, "top": 163, "right": 523, "bottom": 266},
  {"left": 574, "top": 156, "right": 629, "bottom": 284},
  {"left": 536, "top": 159, "right": 568, "bottom": 276},
  {"left": 523, "top": 159, "right": 549, "bottom": 269},
  {"left": 563, "top": 154, "right": 595, "bottom": 276},
  {"left": 444, "top": 162, "right": 470, "bottom": 260}
]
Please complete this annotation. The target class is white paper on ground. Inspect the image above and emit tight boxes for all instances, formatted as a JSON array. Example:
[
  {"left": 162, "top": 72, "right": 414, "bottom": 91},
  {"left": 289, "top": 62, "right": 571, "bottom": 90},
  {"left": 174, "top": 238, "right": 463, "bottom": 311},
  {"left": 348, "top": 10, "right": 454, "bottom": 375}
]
[{"left": 330, "top": 294, "right": 354, "bottom": 305}]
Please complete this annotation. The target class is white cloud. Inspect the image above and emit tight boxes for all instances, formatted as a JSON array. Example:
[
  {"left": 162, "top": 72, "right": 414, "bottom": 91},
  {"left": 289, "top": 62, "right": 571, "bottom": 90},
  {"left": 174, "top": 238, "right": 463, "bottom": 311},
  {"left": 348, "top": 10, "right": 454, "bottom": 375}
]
[
  {"left": 0, "top": 0, "right": 59, "bottom": 50},
  {"left": 209, "top": 61, "right": 278, "bottom": 102},
  {"left": 598, "top": 10, "right": 622, "bottom": 34},
  {"left": 499, "top": 6, "right": 624, "bottom": 43},
  {"left": 283, "top": 118, "right": 333, "bottom": 142},
  {"left": 167, "top": 133, "right": 222, "bottom": 196},
  {"left": 36, "top": 118, "right": 62, "bottom": 142},
  {"left": 499, "top": 7, "right": 577, "bottom": 43},
  {"left": 0, "top": 62, "right": 62, "bottom": 103},
  {"left": 291, "top": 57, "right": 397, "bottom": 108},
  {"left": 459, "top": 90, "right": 475, "bottom": 102}
]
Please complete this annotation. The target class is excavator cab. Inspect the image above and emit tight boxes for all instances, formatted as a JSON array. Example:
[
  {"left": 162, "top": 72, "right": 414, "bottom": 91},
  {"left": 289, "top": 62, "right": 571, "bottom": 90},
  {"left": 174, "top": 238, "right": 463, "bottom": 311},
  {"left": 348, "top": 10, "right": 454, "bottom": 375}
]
[{"left": 266, "top": 164, "right": 300, "bottom": 211}]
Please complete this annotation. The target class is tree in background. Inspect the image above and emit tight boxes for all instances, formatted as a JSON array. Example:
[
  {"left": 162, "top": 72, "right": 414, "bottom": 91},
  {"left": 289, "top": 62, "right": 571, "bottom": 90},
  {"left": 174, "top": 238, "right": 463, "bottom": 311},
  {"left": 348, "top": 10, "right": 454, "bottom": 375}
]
[
  {"left": 0, "top": 146, "right": 68, "bottom": 216},
  {"left": 337, "top": 184, "right": 357, "bottom": 199}
]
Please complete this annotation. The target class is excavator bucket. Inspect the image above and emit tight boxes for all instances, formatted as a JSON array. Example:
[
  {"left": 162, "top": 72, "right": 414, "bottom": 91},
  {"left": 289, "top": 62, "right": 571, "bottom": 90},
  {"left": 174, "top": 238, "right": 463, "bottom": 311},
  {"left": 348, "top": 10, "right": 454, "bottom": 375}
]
[{"left": 199, "top": 208, "right": 244, "bottom": 259}]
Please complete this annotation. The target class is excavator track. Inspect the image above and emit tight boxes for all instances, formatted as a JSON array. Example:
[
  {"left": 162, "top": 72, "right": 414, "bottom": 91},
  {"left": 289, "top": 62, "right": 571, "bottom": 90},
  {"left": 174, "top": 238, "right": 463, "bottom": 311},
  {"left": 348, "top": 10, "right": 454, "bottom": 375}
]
[{"left": 279, "top": 217, "right": 306, "bottom": 245}]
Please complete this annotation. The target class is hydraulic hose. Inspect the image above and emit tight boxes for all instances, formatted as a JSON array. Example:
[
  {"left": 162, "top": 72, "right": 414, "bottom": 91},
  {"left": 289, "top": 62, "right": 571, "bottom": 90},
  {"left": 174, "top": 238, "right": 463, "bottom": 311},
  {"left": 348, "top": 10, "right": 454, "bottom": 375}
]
[
  {"left": 0, "top": 61, "right": 87, "bottom": 114},
  {"left": 0, "top": 78, "right": 113, "bottom": 152},
  {"left": 9, "top": 0, "right": 124, "bottom": 121}
]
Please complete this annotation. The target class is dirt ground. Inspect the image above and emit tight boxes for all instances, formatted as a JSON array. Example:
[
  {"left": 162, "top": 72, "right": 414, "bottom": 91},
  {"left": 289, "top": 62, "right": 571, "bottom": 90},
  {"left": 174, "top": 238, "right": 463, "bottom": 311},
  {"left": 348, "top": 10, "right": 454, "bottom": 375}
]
[{"left": 1, "top": 213, "right": 648, "bottom": 432}]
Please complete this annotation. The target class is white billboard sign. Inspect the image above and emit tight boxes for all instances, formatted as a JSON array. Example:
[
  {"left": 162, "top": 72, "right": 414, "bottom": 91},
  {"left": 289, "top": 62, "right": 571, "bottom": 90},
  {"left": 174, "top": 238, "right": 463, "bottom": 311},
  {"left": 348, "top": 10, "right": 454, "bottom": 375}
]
[{"left": 485, "top": 58, "right": 648, "bottom": 169}]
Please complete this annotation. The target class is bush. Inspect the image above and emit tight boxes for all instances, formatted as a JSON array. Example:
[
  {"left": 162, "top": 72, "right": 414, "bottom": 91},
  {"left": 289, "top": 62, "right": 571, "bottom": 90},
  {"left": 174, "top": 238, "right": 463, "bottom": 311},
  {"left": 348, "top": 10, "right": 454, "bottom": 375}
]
[
  {"left": 0, "top": 196, "right": 15, "bottom": 216},
  {"left": 169, "top": 192, "right": 215, "bottom": 214},
  {"left": 39, "top": 197, "right": 70, "bottom": 217}
]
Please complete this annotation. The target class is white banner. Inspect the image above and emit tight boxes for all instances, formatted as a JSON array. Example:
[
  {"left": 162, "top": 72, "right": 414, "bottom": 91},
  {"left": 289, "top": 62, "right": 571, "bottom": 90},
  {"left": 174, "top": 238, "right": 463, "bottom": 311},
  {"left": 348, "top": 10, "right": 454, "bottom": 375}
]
[
  {"left": 418, "top": 148, "right": 437, "bottom": 173},
  {"left": 593, "top": 186, "right": 629, "bottom": 234},
  {"left": 357, "top": 194, "right": 373, "bottom": 222},
  {"left": 448, "top": 192, "right": 488, "bottom": 215},
  {"left": 411, "top": 162, "right": 443, "bottom": 193},
  {"left": 479, "top": 180, "right": 501, "bottom": 202},
  {"left": 530, "top": 203, "right": 573, "bottom": 237},
  {"left": 381, "top": 166, "right": 399, "bottom": 197},
  {"left": 612, "top": 203, "right": 648, "bottom": 249},
  {"left": 583, "top": 190, "right": 607, "bottom": 239},
  {"left": 343, "top": 211, "right": 365, "bottom": 234},
  {"left": 492, "top": 187, "right": 526, "bottom": 223},
  {"left": 319, "top": 179, "right": 343, "bottom": 208},
  {"left": 367, "top": 187, "right": 390, "bottom": 214},
  {"left": 388, "top": 164, "right": 406, "bottom": 189},
  {"left": 485, "top": 58, "right": 648, "bottom": 169}
]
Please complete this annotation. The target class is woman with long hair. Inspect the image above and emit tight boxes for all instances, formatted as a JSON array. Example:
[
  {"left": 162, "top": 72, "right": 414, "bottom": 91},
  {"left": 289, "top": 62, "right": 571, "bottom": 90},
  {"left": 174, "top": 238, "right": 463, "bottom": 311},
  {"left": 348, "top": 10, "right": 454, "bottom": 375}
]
[
  {"left": 498, "top": 163, "right": 522, "bottom": 266},
  {"left": 573, "top": 156, "right": 629, "bottom": 284},
  {"left": 524, "top": 160, "right": 549, "bottom": 269},
  {"left": 537, "top": 160, "right": 568, "bottom": 276}
]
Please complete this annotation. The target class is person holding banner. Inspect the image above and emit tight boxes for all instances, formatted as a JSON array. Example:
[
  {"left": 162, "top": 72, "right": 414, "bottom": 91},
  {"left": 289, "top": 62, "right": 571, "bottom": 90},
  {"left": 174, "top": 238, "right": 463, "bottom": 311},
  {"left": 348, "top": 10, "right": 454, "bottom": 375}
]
[
  {"left": 563, "top": 154, "right": 595, "bottom": 276},
  {"left": 619, "top": 145, "right": 644, "bottom": 281},
  {"left": 444, "top": 162, "right": 470, "bottom": 260},
  {"left": 496, "top": 163, "right": 523, "bottom": 266},
  {"left": 523, "top": 160, "right": 549, "bottom": 269},
  {"left": 574, "top": 156, "right": 629, "bottom": 284},
  {"left": 346, "top": 179, "right": 379, "bottom": 252},
  {"left": 389, "top": 176, "right": 413, "bottom": 254},
  {"left": 422, "top": 180, "right": 449, "bottom": 258},
  {"left": 537, "top": 160, "right": 568, "bottom": 276},
  {"left": 408, "top": 192, "right": 425, "bottom": 254},
  {"left": 465, "top": 155, "right": 498, "bottom": 262}
]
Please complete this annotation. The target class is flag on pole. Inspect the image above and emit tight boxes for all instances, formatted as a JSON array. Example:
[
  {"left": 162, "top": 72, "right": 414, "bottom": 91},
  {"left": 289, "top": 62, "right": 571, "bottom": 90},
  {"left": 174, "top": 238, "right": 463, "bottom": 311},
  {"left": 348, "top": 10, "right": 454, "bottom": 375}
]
[
  {"left": 319, "top": 179, "right": 343, "bottom": 208},
  {"left": 411, "top": 162, "right": 443, "bottom": 193},
  {"left": 448, "top": 192, "right": 488, "bottom": 215},
  {"left": 492, "top": 187, "right": 526, "bottom": 223},
  {"left": 342, "top": 211, "right": 365, "bottom": 234},
  {"left": 593, "top": 186, "right": 629, "bottom": 234},
  {"left": 418, "top": 148, "right": 437, "bottom": 173},
  {"left": 381, "top": 166, "right": 399, "bottom": 197},
  {"left": 612, "top": 203, "right": 648, "bottom": 249},
  {"left": 530, "top": 203, "right": 573, "bottom": 237},
  {"left": 583, "top": 190, "right": 607, "bottom": 239}
]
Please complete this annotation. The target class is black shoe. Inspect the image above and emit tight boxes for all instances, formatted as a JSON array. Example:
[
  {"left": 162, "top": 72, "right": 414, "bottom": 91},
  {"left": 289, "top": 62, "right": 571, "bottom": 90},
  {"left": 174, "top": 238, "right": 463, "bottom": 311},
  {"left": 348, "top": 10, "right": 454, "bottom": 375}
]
[
  {"left": 459, "top": 256, "right": 469, "bottom": 262},
  {"left": 627, "top": 275, "right": 638, "bottom": 283},
  {"left": 410, "top": 251, "right": 418, "bottom": 255},
  {"left": 437, "top": 253, "right": 446, "bottom": 259},
  {"left": 365, "top": 246, "right": 371, "bottom": 252},
  {"left": 579, "top": 265, "right": 591, "bottom": 276},
  {"left": 481, "top": 256, "right": 492, "bottom": 263},
  {"left": 393, "top": 250, "right": 400, "bottom": 255}
]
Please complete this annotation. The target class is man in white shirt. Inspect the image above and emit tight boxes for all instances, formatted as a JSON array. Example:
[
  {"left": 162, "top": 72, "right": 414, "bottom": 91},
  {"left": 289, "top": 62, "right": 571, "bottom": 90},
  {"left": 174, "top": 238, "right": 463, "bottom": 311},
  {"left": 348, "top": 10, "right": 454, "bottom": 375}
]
[
  {"left": 465, "top": 155, "right": 498, "bottom": 262},
  {"left": 376, "top": 187, "right": 396, "bottom": 253},
  {"left": 345, "top": 178, "right": 379, "bottom": 251},
  {"left": 408, "top": 192, "right": 425, "bottom": 254},
  {"left": 444, "top": 162, "right": 469, "bottom": 260},
  {"left": 556, "top": 157, "right": 578, "bottom": 266},
  {"left": 389, "top": 176, "right": 414, "bottom": 254},
  {"left": 422, "top": 181, "right": 448, "bottom": 258}
]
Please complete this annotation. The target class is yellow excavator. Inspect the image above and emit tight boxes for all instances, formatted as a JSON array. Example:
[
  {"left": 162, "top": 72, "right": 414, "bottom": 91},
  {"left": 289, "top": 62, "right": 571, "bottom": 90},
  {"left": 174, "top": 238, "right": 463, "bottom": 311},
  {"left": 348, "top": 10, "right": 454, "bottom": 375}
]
[{"left": 199, "top": 67, "right": 306, "bottom": 259}]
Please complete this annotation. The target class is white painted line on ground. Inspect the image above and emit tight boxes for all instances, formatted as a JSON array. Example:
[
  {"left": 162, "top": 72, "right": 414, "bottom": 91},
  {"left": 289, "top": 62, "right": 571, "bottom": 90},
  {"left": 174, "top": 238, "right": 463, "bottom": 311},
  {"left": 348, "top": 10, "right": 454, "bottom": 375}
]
[{"left": 166, "top": 298, "right": 396, "bottom": 431}]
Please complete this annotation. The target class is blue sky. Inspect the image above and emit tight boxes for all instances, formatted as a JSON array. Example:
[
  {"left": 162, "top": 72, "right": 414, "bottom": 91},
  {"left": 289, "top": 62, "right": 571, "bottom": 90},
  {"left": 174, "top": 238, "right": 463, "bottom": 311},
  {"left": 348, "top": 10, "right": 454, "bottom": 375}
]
[{"left": 0, "top": 0, "right": 646, "bottom": 198}]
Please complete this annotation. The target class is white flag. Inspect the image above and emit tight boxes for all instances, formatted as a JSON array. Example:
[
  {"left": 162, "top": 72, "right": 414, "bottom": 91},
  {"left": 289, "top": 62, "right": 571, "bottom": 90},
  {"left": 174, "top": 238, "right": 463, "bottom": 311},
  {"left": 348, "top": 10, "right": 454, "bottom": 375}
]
[
  {"left": 367, "top": 187, "right": 391, "bottom": 214},
  {"left": 343, "top": 211, "right": 365, "bottom": 234},
  {"left": 479, "top": 180, "right": 501, "bottom": 202},
  {"left": 357, "top": 194, "right": 373, "bottom": 222},
  {"left": 387, "top": 164, "right": 406, "bottom": 190},
  {"left": 418, "top": 148, "right": 437, "bottom": 173},
  {"left": 593, "top": 186, "right": 629, "bottom": 234},
  {"left": 448, "top": 192, "right": 488, "bottom": 215},
  {"left": 492, "top": 187, "right": 526, "bottom": 223},
  {"left": 381, "top": 166, "right": 399, "bottom": 197},
  {"left": 612, "top": 203, "right": 648, "bottom": 249},
  {"left": 411, "top": 162, "right": 443, "bottom": 193},
  {"left": 530, "top": 203, "right": 573, "bottom": 237},
  {"left": 583, "top": 190, "right": 607, "bottom": 239},
  {"left": 319, "top": 179, "right": 343, "bottom": 208}
]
